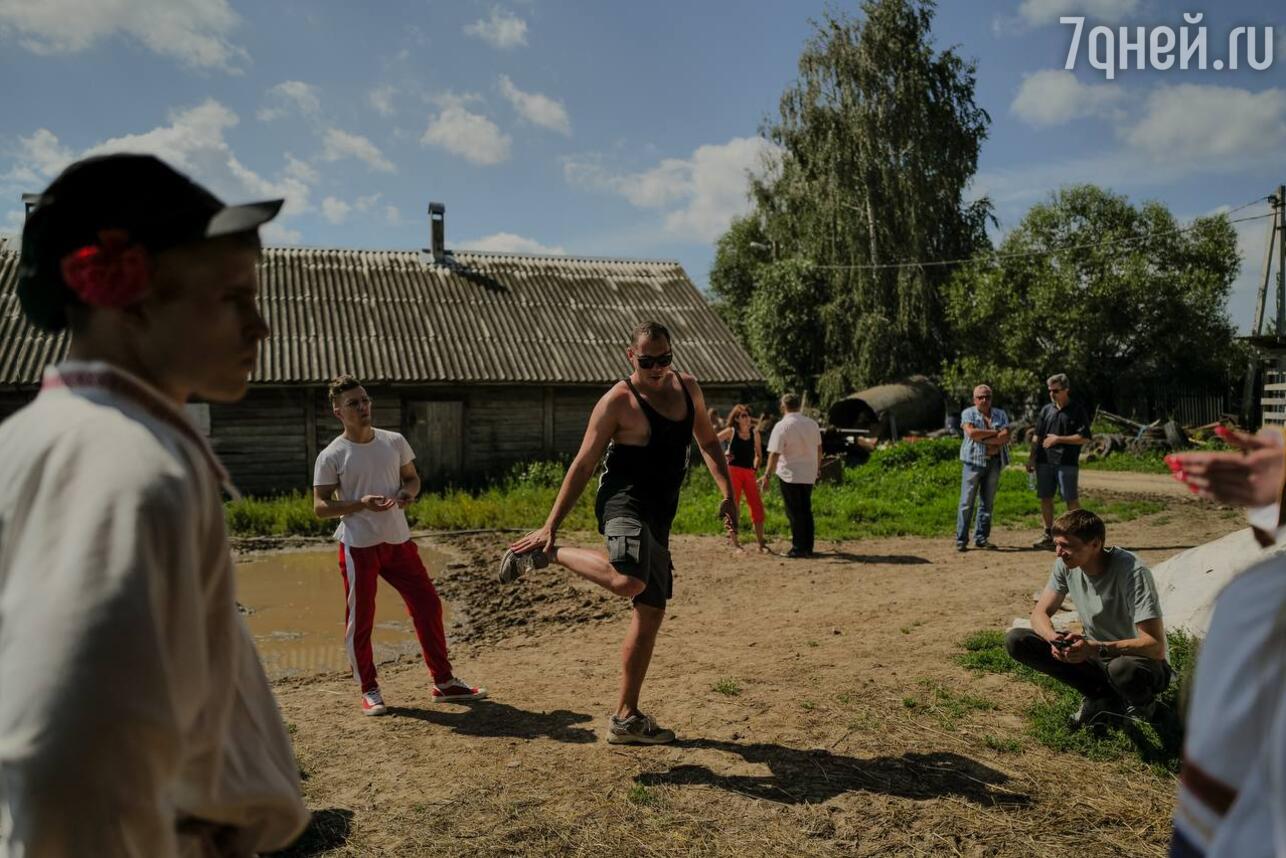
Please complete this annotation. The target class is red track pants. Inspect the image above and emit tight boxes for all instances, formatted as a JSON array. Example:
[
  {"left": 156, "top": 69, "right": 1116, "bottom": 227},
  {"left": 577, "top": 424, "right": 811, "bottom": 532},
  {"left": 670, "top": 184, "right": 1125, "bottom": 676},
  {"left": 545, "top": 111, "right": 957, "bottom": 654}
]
[
  {"left": 729, "top": 465, "right": 765, "bottom": 525},
  {"left": 339, "top": 540, "right": 452, "bottom": 692}
]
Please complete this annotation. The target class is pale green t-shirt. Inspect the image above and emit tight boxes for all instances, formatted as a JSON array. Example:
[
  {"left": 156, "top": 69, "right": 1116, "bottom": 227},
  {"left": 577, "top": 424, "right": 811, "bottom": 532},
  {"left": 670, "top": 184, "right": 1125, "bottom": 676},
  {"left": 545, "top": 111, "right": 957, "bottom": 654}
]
[{"left": 1048, "top": 547, "right": 1163, "bottom": 648}]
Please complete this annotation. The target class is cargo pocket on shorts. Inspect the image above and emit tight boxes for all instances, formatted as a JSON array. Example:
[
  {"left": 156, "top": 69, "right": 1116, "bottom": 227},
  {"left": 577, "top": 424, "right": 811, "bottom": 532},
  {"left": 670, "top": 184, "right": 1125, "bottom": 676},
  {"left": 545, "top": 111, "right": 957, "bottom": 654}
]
[{"left": 605, "top": 518, "right": 643, "bottom": 567}]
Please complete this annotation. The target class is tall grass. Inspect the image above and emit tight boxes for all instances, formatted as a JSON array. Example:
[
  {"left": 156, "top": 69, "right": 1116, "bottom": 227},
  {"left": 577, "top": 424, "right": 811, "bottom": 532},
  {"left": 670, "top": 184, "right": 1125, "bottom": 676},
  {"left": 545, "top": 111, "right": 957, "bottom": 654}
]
[{"left": 225, "top": 438, "right": 1164, "bottom": 538}]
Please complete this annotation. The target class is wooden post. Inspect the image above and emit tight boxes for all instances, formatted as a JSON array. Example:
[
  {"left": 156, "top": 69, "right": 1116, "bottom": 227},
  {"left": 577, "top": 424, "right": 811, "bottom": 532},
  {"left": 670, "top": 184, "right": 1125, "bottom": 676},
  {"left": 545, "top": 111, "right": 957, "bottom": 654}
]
[{"left": 1278, "top": 186, "right": 1286, "bottom": 335}]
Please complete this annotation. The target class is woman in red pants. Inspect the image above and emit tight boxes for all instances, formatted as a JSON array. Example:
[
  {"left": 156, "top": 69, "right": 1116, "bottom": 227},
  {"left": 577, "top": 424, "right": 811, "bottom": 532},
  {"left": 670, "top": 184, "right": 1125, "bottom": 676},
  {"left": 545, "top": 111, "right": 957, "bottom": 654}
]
[{"left": 717, "top": 403, "right": 769, "bottom": 552}]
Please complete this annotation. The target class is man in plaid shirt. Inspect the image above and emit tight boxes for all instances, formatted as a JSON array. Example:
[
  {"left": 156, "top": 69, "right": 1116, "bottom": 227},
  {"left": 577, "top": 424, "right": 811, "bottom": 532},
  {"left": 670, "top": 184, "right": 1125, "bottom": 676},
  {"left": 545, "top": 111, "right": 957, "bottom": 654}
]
[{"left": 956, "top": 384, "right": 1010, "bottom": 551}]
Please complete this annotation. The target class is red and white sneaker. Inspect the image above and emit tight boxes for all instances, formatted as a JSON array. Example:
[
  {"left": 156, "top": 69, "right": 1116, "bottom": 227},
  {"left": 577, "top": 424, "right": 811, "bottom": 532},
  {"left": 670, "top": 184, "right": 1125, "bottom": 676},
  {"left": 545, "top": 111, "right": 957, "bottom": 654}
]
[
  {"left": 432, "top": 677, "right": 488, "bottom": 702},
  {"left": 361, "top": 689, "right": 388, "bottom": 716}
]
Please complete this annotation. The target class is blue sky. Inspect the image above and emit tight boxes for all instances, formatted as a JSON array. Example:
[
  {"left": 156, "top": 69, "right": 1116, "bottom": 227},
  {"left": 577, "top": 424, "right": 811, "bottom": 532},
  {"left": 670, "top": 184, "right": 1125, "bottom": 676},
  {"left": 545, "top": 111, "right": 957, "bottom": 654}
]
[{"left": 1, "top": 0, "right": 1283, "bottom": 330}]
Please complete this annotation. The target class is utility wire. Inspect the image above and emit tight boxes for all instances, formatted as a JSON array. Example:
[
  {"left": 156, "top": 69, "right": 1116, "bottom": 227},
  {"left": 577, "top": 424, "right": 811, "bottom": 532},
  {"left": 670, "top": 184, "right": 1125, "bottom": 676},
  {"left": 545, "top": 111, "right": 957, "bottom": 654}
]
[{"left": 805, "top": 204, "right": 1274, "bottom": 273}]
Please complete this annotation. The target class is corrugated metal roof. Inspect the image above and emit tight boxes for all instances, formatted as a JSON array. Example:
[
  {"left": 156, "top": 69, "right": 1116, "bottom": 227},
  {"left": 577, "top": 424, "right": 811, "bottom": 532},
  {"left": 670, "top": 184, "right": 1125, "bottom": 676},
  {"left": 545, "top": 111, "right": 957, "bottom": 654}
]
[{"left": 0, "top": 246, "right": 763, "bottom": 387}]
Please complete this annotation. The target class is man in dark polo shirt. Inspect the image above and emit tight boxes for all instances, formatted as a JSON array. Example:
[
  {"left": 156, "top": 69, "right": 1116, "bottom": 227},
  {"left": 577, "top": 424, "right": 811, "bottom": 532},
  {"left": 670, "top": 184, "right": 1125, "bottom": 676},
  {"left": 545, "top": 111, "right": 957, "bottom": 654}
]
[{"left": 1027, "top": 373, "right": 1092, "bottom": 550}]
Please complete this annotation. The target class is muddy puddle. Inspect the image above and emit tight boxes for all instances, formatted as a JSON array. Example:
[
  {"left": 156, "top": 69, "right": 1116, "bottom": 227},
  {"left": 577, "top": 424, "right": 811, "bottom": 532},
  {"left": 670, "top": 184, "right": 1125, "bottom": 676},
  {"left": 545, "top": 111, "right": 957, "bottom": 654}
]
[{"left": 236, "top": 542, "right": 452, "bottom": 681}]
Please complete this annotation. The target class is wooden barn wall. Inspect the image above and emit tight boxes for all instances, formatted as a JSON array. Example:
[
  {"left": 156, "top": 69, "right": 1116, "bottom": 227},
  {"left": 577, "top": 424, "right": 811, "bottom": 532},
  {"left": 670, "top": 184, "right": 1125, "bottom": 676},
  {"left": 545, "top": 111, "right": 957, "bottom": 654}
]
[
  {"left": 0, "top": 383, "right": 761, "bottom": 498},
  {"left": 208, "top": 387, "right": 310, "bottom": 496}
]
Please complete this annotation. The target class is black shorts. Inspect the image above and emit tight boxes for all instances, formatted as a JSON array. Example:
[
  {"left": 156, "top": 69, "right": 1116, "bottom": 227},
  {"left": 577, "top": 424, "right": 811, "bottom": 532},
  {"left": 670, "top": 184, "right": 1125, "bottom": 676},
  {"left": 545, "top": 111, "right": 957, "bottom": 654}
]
[{"left": 604, "top": 516, "right": 673, "bottom": 609}]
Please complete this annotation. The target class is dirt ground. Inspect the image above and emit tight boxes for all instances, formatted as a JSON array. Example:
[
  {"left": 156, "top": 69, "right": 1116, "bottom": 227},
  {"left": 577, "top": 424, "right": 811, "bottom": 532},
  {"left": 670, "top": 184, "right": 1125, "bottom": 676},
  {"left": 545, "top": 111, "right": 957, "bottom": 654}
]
[{"left": 268, "top": 493, "right": 1241, "bottom": 858}]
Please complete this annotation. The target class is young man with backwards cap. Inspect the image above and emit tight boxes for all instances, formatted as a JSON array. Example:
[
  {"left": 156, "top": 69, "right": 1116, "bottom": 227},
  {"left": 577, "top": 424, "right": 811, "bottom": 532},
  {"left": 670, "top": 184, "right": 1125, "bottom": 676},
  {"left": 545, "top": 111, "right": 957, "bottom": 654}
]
[{"left": 0, "top": 154, "right": 308, "bottom": 856}]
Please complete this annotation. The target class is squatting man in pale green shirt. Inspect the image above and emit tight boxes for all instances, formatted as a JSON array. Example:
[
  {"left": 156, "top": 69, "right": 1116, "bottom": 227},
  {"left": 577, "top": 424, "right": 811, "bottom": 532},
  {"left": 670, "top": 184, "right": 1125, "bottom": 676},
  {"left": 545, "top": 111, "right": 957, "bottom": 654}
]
[{"left": 1004, "top": 509, "right": 1172, "bottom": 729}]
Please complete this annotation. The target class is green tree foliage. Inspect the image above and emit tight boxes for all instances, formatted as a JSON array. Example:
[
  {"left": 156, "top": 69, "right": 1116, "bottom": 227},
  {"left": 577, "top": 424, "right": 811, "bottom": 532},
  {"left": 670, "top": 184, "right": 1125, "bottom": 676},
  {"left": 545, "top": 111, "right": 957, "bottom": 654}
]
[
  {"left": 942, "top": 185, "right": 1243, "bottom": 413},
  {"left": 711, "top": 0, "right": 991, "bottom": 404}
]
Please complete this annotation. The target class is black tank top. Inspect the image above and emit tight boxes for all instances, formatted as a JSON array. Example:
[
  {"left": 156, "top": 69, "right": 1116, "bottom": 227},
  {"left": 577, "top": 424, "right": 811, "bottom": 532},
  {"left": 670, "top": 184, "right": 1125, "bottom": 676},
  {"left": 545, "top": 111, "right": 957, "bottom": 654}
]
[
  {"left": 595, "top": 376, "right": 694, "bottom": 540},
  {"left": 727, "top": 431, "right": 755, "bottom": 469}
]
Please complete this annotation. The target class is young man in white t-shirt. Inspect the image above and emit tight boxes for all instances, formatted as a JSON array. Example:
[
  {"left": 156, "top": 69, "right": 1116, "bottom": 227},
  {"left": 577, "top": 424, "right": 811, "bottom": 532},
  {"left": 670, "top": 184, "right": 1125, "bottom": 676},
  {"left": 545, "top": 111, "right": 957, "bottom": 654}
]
[{"left": 313, "top": 375, "right": 485, "bottom": 715}]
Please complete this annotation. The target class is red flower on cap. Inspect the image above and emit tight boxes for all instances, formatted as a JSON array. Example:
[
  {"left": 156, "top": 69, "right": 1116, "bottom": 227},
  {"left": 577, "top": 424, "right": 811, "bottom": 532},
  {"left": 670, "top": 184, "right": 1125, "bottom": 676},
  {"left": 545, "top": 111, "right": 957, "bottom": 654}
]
[{"left": 59, "top": 229, "right": 151, "bottom": 309}]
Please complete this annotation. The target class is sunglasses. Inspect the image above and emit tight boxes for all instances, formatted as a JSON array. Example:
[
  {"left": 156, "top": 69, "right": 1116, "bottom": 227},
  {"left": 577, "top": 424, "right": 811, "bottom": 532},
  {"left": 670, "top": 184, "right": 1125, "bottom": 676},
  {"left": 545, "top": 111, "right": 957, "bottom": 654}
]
[
  {"left": 635, "top": 352, "right": 674, "bottom": 369},
  {"left": 1048, "top": 388, "right": 1064, "bottom": 394},
  {"left": 976, "top": 395, "right": 991, "bottom": 400}
]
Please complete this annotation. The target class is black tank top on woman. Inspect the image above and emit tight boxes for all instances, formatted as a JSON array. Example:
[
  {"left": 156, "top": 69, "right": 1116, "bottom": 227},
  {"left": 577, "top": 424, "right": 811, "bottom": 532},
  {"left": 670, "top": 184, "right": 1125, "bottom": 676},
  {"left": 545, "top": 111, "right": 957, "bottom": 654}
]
[
  {"left": 727, "top": 431, "right": 755, "bottom": 470},
  {"left": 595, "top": 376, "right": 694, "bottom": 540}
]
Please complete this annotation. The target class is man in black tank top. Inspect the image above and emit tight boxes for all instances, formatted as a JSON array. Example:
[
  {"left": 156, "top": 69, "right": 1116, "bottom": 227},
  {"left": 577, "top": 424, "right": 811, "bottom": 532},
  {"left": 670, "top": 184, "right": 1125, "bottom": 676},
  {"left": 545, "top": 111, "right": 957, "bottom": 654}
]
[{"left": 501, "top": 321, "right": 736, "bottom": 745}]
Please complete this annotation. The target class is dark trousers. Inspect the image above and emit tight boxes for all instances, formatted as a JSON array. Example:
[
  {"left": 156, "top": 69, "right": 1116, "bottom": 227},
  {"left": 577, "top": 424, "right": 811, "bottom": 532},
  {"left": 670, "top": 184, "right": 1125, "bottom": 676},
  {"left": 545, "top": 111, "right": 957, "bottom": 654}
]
[
  {"left": 1004, "top": 628, "right": 1171, "bottom": 704},
  {"left": 778, "top": 478, "right": 815, "bottom": 554}
]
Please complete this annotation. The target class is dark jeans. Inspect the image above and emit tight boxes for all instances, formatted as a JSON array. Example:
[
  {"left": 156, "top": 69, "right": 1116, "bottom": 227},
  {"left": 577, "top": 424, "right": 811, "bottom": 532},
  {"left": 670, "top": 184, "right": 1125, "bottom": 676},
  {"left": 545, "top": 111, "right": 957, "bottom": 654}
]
[
  {"left": 1004, "top": 628, "right": 1172, "bottom": 705},
  {"left": 779, "top": 478, "right": 814, "bottom": 554}
]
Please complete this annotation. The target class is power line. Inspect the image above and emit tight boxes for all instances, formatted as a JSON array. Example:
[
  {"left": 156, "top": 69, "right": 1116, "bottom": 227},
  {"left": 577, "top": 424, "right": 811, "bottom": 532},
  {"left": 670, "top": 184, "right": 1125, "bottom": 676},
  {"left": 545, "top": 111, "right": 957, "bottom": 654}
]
[{"left": 806, "top": 205, "right": 1274, "bottom": 273}]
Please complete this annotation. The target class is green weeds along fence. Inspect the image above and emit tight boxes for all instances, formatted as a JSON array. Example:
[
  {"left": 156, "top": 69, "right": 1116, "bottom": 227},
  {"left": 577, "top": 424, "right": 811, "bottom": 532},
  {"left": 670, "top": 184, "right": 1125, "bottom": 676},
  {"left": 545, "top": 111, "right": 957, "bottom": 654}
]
[{"left": 226, "top": 439, "right": 1166, "bottom": 539}]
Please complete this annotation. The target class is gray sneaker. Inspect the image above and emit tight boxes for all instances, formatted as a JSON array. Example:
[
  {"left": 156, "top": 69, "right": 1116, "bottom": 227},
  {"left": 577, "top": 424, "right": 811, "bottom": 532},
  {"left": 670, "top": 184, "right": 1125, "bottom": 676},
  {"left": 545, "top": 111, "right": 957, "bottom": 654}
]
[
  {"left": 498, "top": 548, "right": 549, "bottom": 583},
  {"left": 1070, "top": 696, "right": 1118, "bottom": 730},
  {"left": 1033, "top": 534, "right": 1056, "bottom": 551},
  {"left": 606, "top": 712, "right": 676, "bottom": 745},
  {"left": 1124, "top": 699, "right": 1158, "bottom": 722}
]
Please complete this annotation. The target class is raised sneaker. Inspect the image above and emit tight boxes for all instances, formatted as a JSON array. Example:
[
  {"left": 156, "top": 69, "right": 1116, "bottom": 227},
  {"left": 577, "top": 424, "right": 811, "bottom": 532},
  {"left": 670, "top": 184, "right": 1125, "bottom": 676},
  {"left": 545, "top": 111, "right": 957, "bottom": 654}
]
[
  {"left": 1070, "top": 695, "right": 1117, "bottom": 730},
  {"left": 975, "top": 540, "right": 998, "bottom": 550},
  {"left": 432, "top": 677, "right": 488, "bottom": 702},
  {"left": 606, "top": 712, "right": 676, "bottom": 745},
  {"left": 361, "top": 689, "right": 388, "bottom": 717},
  {"left": 1033, "top": 533, "right": 1056, "bottom": 551},
  {"left": 955, "top": 542, "right": 968, "bottom": 552},
  {"left": 498, "top": 547, "right": 549, "bottom": 583}
]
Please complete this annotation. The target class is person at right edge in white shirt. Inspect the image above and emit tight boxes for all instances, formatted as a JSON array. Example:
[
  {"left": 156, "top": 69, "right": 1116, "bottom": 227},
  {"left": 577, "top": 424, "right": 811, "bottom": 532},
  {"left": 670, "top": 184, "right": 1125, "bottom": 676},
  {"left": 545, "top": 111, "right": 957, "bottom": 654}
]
[
  {"left": 0, "top": 154, "right": 308, "bottom": 855},
  {"left": 1168, "top": 426, "right": 1286, "bottom": 857},
  {"left": 760, "top": 392, "right": 823, "bottom": 558}
]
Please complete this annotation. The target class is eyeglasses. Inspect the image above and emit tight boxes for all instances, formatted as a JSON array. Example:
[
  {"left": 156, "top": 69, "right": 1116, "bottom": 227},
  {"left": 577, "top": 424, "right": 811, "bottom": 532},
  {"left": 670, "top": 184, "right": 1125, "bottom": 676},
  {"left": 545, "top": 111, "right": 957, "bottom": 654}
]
[
  {"left": 1048, "top": 388, "right": 1064, "bottom": 395},
  {"left": 342, "top": 396, "right": 373, "bottom": 408},
  {"left": 975, "top": 394, "right": 991, "bottom": 400},
  {"left": 635, "top": 352, "right": 674, "bottom": 369}
]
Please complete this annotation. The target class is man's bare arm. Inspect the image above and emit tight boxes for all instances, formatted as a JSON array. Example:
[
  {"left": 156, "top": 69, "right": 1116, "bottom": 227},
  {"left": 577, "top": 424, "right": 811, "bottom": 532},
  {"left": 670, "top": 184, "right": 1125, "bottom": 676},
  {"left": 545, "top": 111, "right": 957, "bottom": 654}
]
[
  {"left": 1029, "top": 587, "right": 1066, "bottom": 642},
  {"left": 1094, "top": 617, "right": 1166, "bottom": 661}
]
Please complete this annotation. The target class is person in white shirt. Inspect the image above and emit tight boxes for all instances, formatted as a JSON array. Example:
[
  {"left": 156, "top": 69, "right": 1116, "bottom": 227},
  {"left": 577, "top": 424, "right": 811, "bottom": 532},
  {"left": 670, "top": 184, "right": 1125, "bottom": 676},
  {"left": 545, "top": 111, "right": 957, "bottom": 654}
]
[
  {"left": 0, "top": 153, "right": 308, "bottom": 856},
  {"left": 313, "top": 374, "right": 486, "bottom": 716},
  {"left": 760, "top": 393, "right": 823, "bottom": 558},
  {"left": 1168, "top": 427, "right": 1286, "bottom": 857}
]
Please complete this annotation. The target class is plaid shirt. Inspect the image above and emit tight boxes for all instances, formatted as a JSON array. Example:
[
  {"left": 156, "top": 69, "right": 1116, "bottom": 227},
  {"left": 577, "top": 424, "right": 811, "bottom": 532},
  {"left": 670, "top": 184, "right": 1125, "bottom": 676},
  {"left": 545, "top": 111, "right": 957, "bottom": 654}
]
[{"left": 959, "top": 406, "right": 1010, "bottom": 467}]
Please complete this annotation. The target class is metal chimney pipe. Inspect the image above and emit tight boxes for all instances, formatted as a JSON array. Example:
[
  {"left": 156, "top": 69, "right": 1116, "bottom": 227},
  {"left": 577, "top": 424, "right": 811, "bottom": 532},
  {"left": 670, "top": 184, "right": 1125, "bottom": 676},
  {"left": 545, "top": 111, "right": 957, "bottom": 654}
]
[{"left": 428, "top": 202, "right": 445, "bottom": 263}]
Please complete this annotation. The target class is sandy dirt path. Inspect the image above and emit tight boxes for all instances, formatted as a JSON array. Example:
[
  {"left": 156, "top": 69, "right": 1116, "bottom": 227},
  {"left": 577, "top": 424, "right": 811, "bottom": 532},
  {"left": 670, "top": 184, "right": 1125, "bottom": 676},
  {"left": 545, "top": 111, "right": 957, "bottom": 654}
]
[{"left": 269, "top": 501, "right": 1241, "bottom": 858}]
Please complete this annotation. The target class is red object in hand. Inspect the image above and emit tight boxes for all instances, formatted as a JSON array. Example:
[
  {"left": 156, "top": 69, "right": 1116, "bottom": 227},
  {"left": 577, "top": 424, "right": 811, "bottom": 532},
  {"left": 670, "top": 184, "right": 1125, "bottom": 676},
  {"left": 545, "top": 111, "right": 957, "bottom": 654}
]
[{"left": 59, "top": 229, "right": 151, "bottom": 309}]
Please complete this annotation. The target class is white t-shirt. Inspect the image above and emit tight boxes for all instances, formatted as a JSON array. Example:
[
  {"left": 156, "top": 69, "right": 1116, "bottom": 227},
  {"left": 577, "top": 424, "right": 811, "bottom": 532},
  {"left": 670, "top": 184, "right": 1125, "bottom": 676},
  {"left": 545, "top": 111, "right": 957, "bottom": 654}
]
[
  {"left": 0, "top": 362, "right": 307, "bottom": 857},
  {"left": 314, "top": 428, "right": 415, "bottom": 548},
  {"left": 1173, "top": 555, "right": 1286, "bottom": 856},
  {"left": 767, "top": 412, "right": 823, "bottom": 484}
]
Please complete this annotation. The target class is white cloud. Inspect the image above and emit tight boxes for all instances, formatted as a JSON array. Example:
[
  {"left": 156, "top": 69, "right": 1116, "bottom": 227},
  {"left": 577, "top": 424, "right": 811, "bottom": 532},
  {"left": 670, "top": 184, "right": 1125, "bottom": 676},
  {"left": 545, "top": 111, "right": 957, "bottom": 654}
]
[
  {"left": 261, "top": 222, "right": 302, "bottom": 245},
  {"left": 385, "top": 205, "right": 401, "bottom": 225},
  {"left": 4, "top": 128, "right": 74, "bottom": 185},
  {"left": 1122, "top": 85, "right": 1286, "bottom": 165},
  {"left": 369, "top": 85, "right": 396, "bottom": 117},
  {"left": 564, "top": 136, "right": 778, "bottom": 243},
  {"left": 354, "top": 193, "right": 381, "bottom": 212},
  {"left": 459, "top": 232, "right": 566, "bottom": 255},
  {"left": 283, "top": 153, "right": 318, "bottom": 186},
  {"left": 321, "top": 196, "right": 350, "bottom": 224},
  {"left": 1019, "top": 0, "right": 1140, "bottom": 26},
  {"left": 3, "top": 100, "right": 318, "bottom": 229},
  {"left": 1011, "top": 70, "right": 1125, "bottom": 127},
  {"left": 320, "top": 128, "right": 396, "bottom": 173},
  {"left": 0, "top": 0, "right": 247, "bottom": 71},
  {"left": 497, "top": 75, "right": 571, "bottom": 136},
  {"left": 257, "top": 80, "right": 321, "bottom": 122},
  {"left": 463, "top": 7, "right": 527, "bottom": 49},
  {"left": 420, "top": 96, "right": 511, "bottom": 166}
]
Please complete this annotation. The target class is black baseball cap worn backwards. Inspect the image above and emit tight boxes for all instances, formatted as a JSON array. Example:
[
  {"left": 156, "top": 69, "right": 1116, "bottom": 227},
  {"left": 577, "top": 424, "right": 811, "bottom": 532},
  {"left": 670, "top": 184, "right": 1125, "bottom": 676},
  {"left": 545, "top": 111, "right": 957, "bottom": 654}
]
[{"left": 18, "top": 153, "right": 284, "bottom": 332}]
